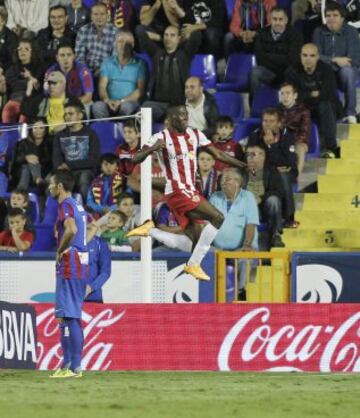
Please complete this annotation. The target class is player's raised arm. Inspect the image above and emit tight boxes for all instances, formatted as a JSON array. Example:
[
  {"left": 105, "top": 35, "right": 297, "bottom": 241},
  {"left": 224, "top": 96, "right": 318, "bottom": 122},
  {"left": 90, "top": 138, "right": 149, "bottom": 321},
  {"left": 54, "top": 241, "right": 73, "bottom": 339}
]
[{"left": 207, "top": 146, "right": 247, "bottom": 170}]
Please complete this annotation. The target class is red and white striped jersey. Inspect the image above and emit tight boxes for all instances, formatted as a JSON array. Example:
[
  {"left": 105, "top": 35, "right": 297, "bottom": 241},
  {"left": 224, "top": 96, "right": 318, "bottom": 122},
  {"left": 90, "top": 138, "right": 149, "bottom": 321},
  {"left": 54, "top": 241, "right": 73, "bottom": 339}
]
[{"left": 147, "top": 127, "right": 211, "bottom": 195}]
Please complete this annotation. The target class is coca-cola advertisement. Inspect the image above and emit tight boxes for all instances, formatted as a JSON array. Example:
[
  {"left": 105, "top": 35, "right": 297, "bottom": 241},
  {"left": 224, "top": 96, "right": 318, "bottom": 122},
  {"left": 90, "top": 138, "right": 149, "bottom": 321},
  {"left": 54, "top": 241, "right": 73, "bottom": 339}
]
[{"left": 35, "top": 303, "right": 360, "bottom": 372}]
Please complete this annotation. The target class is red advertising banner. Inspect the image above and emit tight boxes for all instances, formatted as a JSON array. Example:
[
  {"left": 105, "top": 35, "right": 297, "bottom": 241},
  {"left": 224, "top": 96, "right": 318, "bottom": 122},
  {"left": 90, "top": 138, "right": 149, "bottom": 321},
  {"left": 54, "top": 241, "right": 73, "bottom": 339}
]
[{"left": 34, "top": 304, "right": 360, "bottom": 372}]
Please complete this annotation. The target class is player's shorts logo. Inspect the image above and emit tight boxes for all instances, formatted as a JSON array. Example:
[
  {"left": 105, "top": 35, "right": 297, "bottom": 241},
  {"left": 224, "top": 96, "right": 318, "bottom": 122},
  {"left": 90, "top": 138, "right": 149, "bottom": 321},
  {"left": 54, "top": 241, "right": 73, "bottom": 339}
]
[{"left": 192, "top": 195, "right": 201, "bottom": 202}]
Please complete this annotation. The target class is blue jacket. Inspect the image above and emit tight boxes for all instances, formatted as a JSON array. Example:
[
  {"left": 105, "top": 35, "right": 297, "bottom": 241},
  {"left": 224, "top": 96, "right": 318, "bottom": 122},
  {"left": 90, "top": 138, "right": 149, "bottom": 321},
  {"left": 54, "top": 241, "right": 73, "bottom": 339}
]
[
  {"left": 85, "top": 236, "right": 111, "bottom": 302},
  {"left": 313, "top": 23, "right": 360, "bottom": 69}
]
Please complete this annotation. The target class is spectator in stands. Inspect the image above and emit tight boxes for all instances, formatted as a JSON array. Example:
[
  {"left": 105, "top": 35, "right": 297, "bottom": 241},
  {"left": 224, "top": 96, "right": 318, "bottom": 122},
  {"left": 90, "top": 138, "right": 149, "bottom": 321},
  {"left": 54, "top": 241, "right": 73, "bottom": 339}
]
[
  {"left": 196, "top": 148, "right": 219, "bottom": 200},
  {"left": 225, "top": 0, "right": 276, "bottom": 57},
  {"left": 5, "top": 0, "right": 49, "bottom": 34},
  {"left": 0, "top": 208, "right": 34, "bottom": 252},
  {"left": 291, "top": 0, "right": 321, "bottom": 43},
  {"left": 37, "top": 6, "right": 76, "bottom": 67},
  {"left": 313, "top": 2, "right": 360, "bottom": 124},
  {"left": 117, "top": 192, "right": 140, "bottom": 250},
  {"left": 140, "top": 25, "right": 202, "bottom": 121},
  {"left": 0, "top": 67, "right": 7, "bottom": 117},
  {"left": 66, "top": 0, "right": 90, "bottom": 32},
  {"left": 212, "top": 116, "right": 245, "bottom": 174},
  {"left": 75, "top": 2, "right": 118, "bottom": 76},
  {"left": 185, "top": 76, "right": 219, "bottom": 138},
  {"left": 209, "top": 167, "right": 259, "bottom": 299},
  {"left": 12, "top": 117, "right": 52, "bottom": 192},
  {"left": 84, "top": 234, "right": 111, "bottom": 303},
  {"left": 100, "top": 209, "right": 132, "bottom": 251},
  {"left": 52, "top": 99, "right": 100, "bottom": 200},
  {"left": 136, "top": 0, "right": 185, "bottom": 49},
  {"left": 286, "top": 43, "right": 341, "bottom": 158},
  {"left": 99, "top": 0, "right": 136, "bottom": 32},
  {"left": 45, "top": 43, "right": 93, "bottom": 107},
  {"left": 116, "top": 119, "right": 140, "bottom": 176},
  {"left": 5, "top": 189, "right": 34, "bottom": 230},
  {"left": 0, "top": 125, "right": 8, "bottom": 194},
  {"left": 181, "top": 0, "right": 226, "bottom": 58},
  {"left": 248, "top": 107, "right": 298, "bottom": 228},
  {"left": 92, "top": 31, "right": 146, "bottom": 119},
  {"left": 244, "top": 143, "right": 285, "bottom": 247},
  {"left": 250, "top": 6, "right": 303, "bottom": 100},
  {"left": 86, "top": 153, "right": 125, "bottom": 218},
  {"left": 35, "top": 71, "right": 68, "bottom": 133},
  {"left": 3, "top": 39, "right": 45, "bottom": 123},
  {"left": 278, "top": 82, "right": 311, "bottom": 173},
  {"left": 0, "top": 6, "right": 18, "bottom": 70}
]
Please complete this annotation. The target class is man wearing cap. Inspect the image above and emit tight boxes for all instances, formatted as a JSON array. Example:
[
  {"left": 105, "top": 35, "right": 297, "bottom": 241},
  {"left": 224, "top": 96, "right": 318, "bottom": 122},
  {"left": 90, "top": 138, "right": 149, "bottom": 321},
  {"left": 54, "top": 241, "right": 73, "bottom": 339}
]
[{"left": 37, "top": 70, "right": 68, "bottom": 134}]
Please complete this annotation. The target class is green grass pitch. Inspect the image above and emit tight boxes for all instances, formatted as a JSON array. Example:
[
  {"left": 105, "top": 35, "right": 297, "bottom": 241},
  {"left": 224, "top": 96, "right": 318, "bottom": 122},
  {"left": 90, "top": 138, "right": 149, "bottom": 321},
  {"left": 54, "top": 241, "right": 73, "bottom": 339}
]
[{"left": 1, "top": 371, "right": 360, "bottom": 418}]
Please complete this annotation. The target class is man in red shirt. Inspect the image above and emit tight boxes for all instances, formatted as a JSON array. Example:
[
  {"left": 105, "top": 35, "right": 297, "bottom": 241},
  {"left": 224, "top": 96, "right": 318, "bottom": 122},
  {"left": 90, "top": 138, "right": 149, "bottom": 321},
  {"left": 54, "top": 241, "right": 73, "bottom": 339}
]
[
  {"left": 0, "top": 208, "right": 34, "bottom": 252},
  {"left": 127, "top": 105, "right": 246, "bottom": 281}
]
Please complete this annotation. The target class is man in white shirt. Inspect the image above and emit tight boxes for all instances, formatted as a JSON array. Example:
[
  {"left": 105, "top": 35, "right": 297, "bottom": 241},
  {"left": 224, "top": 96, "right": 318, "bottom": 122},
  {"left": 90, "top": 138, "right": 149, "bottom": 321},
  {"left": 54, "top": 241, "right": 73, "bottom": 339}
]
[{"left": 184, "top": 76, "right": 219, "bottom": 138}]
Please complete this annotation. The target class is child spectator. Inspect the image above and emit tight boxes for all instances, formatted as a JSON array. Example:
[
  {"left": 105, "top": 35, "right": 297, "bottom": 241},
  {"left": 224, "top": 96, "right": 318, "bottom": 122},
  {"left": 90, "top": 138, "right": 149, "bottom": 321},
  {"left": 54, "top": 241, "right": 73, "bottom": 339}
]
[
  {"left": 117, "top": 192, "right": 140, "bottom": 251},
  {"left": 196, "top": 148, "right": 219, "bottom": 200},
  {"left": 12, "top": 117, "right": 52, "bottom": 192},
  {"left": 86, "top": 153, "right": 125, "bottom": 218},
  {"left": 66, "top": 0, "right": 90, "bottom": 33},
  {"left": 0, "top": 207, "right": 34, "bottom": 252},
  {"left": 212, "top": 116, "right": 245, "bottom": 174},
  {"left": 116, "top": 119, "right": 140, "bottom": 176},
  {"left": 101, "top": 209, "right": 132, "bottom": 252},
  {"left": 278, "top": 83, "right": 311, "bottom": 174},
  {"left": 5, "top": 188, "right": 36, "bottom": 228}
]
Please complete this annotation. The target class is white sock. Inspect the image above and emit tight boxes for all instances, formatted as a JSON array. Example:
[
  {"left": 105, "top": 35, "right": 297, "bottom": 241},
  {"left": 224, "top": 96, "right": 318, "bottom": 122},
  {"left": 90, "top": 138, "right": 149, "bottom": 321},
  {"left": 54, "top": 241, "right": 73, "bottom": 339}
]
[
  {"left": 150, "top": 228, "right": 192, "bottom": 252},
  {"left": 188, "top": 223, "right": 218, "bottom": 266}
]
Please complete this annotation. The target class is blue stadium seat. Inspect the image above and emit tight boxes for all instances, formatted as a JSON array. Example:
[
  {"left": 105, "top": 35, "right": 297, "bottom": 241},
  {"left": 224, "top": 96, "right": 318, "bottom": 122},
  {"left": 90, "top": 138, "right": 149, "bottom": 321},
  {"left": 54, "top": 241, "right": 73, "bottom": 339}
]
[
  {"left": 153, "top": 123, "right": 164, "bottom": 134},
  {"left": 250, "top": 85, "right": 279, "bottom": 118},
  {"left": 42, "top": 195, "right": 58, "bottom": 225},
  {"left": 234, "top": 119, "right": 261, "bottom": 143},
  {"left": 0, "top": 124, "right": 21, "bottom": 163},
  {"left": 306, "top": 122, "right": 321, "bottom": 160},
  {"left": 131, "top": 0, "right": 144, "bottom": 15},
  {"left": 216, "top": 53, "right": 256, "bottom": 92},
  {"left": 190, "top": 54, "right": 217, "bottom": 90},
  {"left": 90, "top": 122, "right": 124, "bottom": 154},
  {"left": 28, "top": 193, "right": 41, "bottom": 224},
  {"left": 30, "top": 225, "right": 56, "bottom": 251},
  {"left": 214, "top": 91, "right": 244, "bottom": 121},
  {"left": 83, "top": 0, "right": 96, "bottom": 7},
  {"left": 135, "top": 52, "right": 152, "bottom": 73},
  {"left": 224, "top": 0, "right": 236, "bottom": 19}
]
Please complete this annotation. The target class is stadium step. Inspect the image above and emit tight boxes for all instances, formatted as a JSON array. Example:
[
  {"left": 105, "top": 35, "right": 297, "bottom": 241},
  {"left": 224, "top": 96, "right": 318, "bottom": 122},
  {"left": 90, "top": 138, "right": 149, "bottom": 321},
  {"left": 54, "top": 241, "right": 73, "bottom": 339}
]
[
  {"left": 317, "top": 174, "right": 360, "bottom": 193},
  {"left": 295, "top": 210, "right": 360, "bottom": 227},
  {"left": 301, "top": 193, "right": 360, "bottom": 211},
  {"left": 340, "top": 141, "right": 360, "bottom": 158},
  {"left": 346, "top": 124, "right": 360, "bottom": 139},
  {"left": 282, "top": 227, "right": 360, "bottom": 248},
  {"left": 326, "top": 159, "right": 360, "bottom": 175}
]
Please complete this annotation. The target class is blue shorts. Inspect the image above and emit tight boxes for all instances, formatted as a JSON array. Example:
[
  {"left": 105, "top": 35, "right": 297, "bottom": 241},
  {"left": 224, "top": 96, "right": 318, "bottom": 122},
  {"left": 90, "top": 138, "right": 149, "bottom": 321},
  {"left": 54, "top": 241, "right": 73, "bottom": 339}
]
[{"left": 55, "top": 276, "right": 86, "bottom": 319}]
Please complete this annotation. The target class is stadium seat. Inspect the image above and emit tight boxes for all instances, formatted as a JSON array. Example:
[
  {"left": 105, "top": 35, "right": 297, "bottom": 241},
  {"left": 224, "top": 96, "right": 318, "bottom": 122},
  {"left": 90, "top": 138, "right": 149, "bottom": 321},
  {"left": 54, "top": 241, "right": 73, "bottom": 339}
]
[
  {"left": 233, "top": 118, "right": 260, "bottom": 142},
  {"left": 306, "top": 123, "right": 321, "bottom": 160},
  {"left": 216, "top": 53, "right": 256, "bottom": 92},
  {"left": 214, "top": 91, "right": 244, "bottom": 121},
  {"left": 224, "top": 0, "right": 236, "bottom": 19},
  {"left": 190, "top": 54, "right": 217, "bottom": 90},
  {"left": 131, "top": 0, "right": 144, "bottom": 15},
  {"left": 90, "top": 122, "right": 124, "bottom": 154},
  {"left": 30, "top": 225, "right": 56, "bottom": 251},
  {"left": 1, "top": 124, "right": 21, "bottom": 164},
  {"left": 42, "top": 195, "right": 58, "bottom": 225},
  {"left": 28, "top": 193, "right": 41, "bottom": 224},
  {"left": 153, "top": 123, "right": 164, "bottom": 134},
  {"left": 250, "top": 85, "right": 279, "bottom": 118},
  {"left": 135, "top": 52, "right": 152, "bottom": 73}
]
